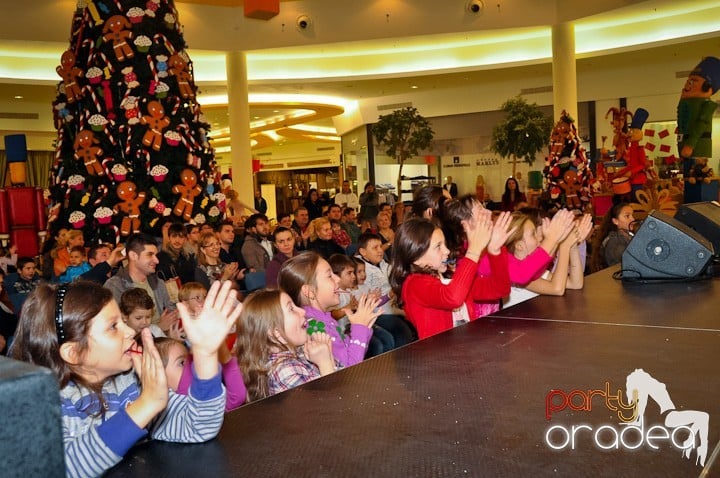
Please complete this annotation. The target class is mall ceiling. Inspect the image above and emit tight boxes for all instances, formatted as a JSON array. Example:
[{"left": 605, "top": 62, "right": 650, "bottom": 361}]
[{"left": 0, "top": 0, "right": 718, "bottom": 151}]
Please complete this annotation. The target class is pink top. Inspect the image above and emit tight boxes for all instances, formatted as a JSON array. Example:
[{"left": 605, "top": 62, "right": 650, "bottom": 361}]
[
  {"left": 178, "top": 356, "right": 247, "bottom": 411},
  {"left": 474, "top": 247, "right": 553, "bottom": 317}
]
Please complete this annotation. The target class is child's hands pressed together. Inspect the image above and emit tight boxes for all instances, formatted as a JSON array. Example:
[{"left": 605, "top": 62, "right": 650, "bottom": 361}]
[
  {"left": 128, "top": 327, "right": 169, "bottom": 428},
  {"left": 541, "top": 209, "right": 575, "bottom": 253},
  {"left": 346, "top": 293, "right": 381, "bottom": 328},
  {"left": 304, "top": 331, "right": 335, "bottom": 376},
  {"left": 463, "top": 207, "right": 493, "bottom": 259},
  {"left": 487, "top": 211, "right": 515, "bottom": 255},
  {"left": 575, "top": 213, "right": 594, "bottom": 245},
  {"left": 177, "top": 280, "right": 242, "bottom": 379}
]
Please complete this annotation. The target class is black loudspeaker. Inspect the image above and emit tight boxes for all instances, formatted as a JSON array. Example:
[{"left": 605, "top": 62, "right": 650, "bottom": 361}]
[
  {"left": 0, "top": 356, "right": 65, "bottom": 477},
  {"left": 621, "top": 210, "right": 714, "bottom": 280},
  {"left": 675, "top": 201, "right": 720, "bottom": 258}
]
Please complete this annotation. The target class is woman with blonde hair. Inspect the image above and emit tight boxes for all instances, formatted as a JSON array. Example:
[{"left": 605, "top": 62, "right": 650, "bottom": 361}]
[
  {"left": 307, "top": 217, "right": 344, "bottom": 259},
  {"left": 52, "top": 229, "right": 85, "bottom": 278}
]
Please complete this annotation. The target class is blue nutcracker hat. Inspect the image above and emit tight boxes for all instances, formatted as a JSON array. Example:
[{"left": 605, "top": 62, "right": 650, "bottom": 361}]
[
  {"left": 4, "top": 134, "right": 27, "bottom": 163},
  {"left": 630, "top": 108, "right": 649, "bottom": 129},
  {"left": 690, "top": 56, "right": 720, "bottom": 94}
]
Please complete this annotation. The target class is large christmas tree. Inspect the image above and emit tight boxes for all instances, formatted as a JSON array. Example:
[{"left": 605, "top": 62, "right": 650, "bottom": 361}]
[{"left": 48, "top": 0, "right": 223, "bottom": 244}]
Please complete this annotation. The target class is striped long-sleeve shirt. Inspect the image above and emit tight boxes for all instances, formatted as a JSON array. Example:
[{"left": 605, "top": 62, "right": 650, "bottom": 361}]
[{"left": 60, "top": 368, "right": 225, "bottom": 478}]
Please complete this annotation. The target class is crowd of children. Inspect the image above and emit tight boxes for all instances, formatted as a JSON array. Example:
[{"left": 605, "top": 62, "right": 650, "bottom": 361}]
[{"left": 4, "top": 182, "right": 619, "bottom": 476}]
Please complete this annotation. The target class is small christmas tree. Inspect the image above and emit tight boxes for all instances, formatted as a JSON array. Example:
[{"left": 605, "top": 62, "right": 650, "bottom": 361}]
[
  {"left": 543, "top": 111, "right": 593, "bottom": 210},
  {"left": 48, "top": 0, "right": 223, "bottom": 244}
]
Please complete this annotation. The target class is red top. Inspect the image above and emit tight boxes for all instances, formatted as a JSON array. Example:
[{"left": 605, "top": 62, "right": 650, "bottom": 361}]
[{"left": 401, "top": 248, "right": 510, "bottom": 339}]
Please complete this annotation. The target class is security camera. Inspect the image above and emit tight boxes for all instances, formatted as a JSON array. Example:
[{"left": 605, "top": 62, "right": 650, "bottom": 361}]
[
  {"left": 296, "top": 15, "right": 311, "bottom": 30},
  {"left": 466, "top": 0, "right": 483, "bottom": 14}
]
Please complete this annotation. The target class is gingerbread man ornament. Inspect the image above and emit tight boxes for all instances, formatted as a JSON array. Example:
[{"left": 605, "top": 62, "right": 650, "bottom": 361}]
[
  {"left": 168, "top": 54, "right": 195, "bottom": 100},
  {"left": 74, "top": 129, "right": 105, "bottom": 176},
  {"left": 103, "top": 15, "right": 134, "bottom": 62},
  {"left": 140, "top": 101, "right": 170, "bottom": 151},
  {"left": 560, "top": 170, "right": 582, "bottom": 209},
  {"left": 172, "top": 168, "right": 202, "bottom": 221},
  {"left": 56, "top": 50, "right": 84, "bottom": 103},
  {"left": 114, "top": 181, "right": 146, "bottom": 236}
]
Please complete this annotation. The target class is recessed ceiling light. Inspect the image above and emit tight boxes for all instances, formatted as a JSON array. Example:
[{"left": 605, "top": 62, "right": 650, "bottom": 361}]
[
  {"left": 253, "top": 116, "right": 260, "bottom": 119},
  {"left": 273, "top": 110, "right": 279, "bottom": 113},
  {"left": 13, "top": 95, "right": 23, "bottom": 99},
  {"left": 411, "top": 85, "right": 418, "bottom": 89}
]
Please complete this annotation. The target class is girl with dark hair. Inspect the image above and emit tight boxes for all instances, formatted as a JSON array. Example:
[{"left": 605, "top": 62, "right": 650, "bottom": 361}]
[
  {"left": 411, "top": 184, "right": 450, "bottom": 221},
  {"left": 389, "top": 210, "right": 512, "bottom": 339},
  {"left": 12, "top": 280, "right": 240, "bottom": 478},
  {"left": 444, "top": 200, "right": 578, "bottom": 317},
  {"left": 236, "top": 289, "right": 336, "bottom": 401},
  {"left": 589, "top": 202, "right": 634, "bottom": 272}
]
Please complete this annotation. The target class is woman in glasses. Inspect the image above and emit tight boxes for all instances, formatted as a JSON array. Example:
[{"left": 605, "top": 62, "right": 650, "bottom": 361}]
[{"left": 194, "top": 232, "right": 243, "bottom": 290}]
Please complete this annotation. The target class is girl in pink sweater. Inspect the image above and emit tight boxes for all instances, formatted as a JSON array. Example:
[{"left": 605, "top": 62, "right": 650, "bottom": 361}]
[
  {"left": 502, "top": 210, "right": 593, "bottom": 308},
  {"left": 474, "top": 208, "right": 578, "bottom": 316}
]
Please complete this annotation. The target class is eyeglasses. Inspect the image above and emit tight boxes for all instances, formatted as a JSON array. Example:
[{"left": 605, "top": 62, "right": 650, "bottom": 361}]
[{"left": 202, "top": 242, "right": 221, "bottom": 248}]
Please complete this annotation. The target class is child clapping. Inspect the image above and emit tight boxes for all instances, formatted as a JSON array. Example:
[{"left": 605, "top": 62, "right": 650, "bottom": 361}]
[
  {"left": 236, "top": 289, "right": 336, "bottom": 401},
  {"left": 12, "top": 280, "right": 239, "bottom": 477}
]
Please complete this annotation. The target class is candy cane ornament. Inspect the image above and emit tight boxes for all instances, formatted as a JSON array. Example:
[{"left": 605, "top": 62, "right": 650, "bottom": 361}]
[{"left": 101, "top": 80, "right": 115, "bottom": 120}]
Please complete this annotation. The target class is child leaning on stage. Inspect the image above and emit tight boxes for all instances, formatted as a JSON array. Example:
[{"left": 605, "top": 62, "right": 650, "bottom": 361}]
[
  {"left": 12, "top": 280, "right": 240, "bottom": 478},
  {"left": 502, "top": 210, "right": 592, "bottom": 308},
  {"left": 389, "top": 210, "right": 513, "bottom": 340},
  {"left": 170, "top": 281, "right": 247, "bottom": 411},
  {"left": 236, "top": 288, "right": 336, "bottom": 401},
  {"left": 278, "top": 251, "right": 380, "bottom": 367}
]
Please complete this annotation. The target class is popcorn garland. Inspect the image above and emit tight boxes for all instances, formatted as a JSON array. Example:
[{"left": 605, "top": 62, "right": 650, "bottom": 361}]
[{"left": 48, "top": 0, "right": 223, "bottom": 243}]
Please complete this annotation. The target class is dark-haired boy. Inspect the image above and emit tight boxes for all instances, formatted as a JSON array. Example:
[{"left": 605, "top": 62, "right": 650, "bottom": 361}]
[{"left": 4, "top": 257, "right": 40, "bottom": 316}]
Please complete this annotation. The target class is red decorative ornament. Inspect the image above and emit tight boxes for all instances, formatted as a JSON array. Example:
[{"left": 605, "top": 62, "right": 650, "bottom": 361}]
[
  {"left": 252, "top": 158, "right": 262, "bottom": 173},
  {"left": 244, "top": 0, "right": 279, "bottom": 20},
  {"left": 424, "top": 155, "right": 436, "bottom": 165}
]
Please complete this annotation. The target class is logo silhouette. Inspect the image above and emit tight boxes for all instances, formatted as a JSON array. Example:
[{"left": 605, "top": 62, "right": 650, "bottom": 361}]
[{"left": 624, "top": 369, "right": 708, "bottom": 466}]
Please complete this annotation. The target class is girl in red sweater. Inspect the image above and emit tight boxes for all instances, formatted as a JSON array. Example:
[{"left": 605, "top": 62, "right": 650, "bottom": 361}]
[{"left": 389, "top": 210, "right": 513, "bottom": 339}]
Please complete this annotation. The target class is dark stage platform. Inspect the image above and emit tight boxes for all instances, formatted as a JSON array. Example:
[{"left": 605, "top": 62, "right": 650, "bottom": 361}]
[{"left": 107, "top": 266, "right": 719, "bottom": 478}]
